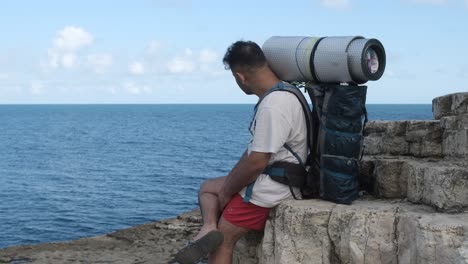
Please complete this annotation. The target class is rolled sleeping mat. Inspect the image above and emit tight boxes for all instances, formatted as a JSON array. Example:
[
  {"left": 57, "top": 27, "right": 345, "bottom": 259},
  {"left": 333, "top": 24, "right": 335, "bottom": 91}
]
[
  {"left": 262, "top": 36, "right": 386, "bottom": 84},
  {"left": 261, "top": 36, "right": 319, "bottom": 82}
]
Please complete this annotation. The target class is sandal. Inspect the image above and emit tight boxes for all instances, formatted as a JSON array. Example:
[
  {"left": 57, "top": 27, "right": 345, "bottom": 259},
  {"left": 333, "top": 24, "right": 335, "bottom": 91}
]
[{"left": 173, "top": 230, "right": 224, "bottom": 264}]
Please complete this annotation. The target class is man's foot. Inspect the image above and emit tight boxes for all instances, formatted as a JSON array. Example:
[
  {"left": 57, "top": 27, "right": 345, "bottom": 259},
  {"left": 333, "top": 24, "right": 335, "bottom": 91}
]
[
  {"left": 174, "top": 230, "right": 224, "bottom": 264},
  {"left": 192, "top": 225, "right": 217, "bottom": 242}
]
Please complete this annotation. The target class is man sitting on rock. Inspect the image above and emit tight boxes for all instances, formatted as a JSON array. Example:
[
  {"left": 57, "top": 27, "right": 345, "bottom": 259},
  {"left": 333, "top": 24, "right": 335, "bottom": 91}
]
[{"left": 174, "top": 40, "right": 308, "bottom": 264}]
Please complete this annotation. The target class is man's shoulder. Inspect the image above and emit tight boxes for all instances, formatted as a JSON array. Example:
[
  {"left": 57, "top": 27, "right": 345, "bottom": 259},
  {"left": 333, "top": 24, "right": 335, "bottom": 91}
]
[{"left": 260, "top": 90, "right": 300, "bottom": 109}]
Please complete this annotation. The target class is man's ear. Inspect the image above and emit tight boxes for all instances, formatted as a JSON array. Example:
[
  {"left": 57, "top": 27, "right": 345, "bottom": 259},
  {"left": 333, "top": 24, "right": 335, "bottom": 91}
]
[{"left": 234, "top": 71, "right": 246, "bottom": 84}]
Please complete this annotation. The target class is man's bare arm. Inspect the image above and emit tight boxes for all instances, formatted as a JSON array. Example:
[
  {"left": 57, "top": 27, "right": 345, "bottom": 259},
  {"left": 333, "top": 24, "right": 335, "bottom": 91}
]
[
  {"left": 226, "top": 150, "right": 249, "bottom": 179},
  {"left": 219, "top": 150, "right": 271, "bottom": 208}
]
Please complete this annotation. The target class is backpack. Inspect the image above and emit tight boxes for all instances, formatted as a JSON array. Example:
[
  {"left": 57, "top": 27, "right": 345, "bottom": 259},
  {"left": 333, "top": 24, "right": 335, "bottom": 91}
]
[{"left": 263, "top": 82, "right": 367, "bottom": 205}]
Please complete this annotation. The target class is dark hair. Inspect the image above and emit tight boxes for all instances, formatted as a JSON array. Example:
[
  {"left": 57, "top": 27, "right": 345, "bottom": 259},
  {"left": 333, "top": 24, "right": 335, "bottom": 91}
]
[{"left": 222, "top": 41, "right": 266, "bottom": 71}]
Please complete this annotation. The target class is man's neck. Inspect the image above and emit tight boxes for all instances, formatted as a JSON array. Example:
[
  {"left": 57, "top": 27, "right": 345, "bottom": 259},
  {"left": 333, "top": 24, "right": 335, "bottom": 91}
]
[
  {"left": 251, "top": 68, "right": 280, "bottom": 98},
  {"left": 256, "top": 79, "right": 281, "bottom": 98}
]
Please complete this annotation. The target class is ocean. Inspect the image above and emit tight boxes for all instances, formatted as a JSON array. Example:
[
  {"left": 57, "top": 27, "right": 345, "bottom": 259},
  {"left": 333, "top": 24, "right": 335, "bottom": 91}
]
[{"left": 0, "top": 104, "right": 433, "bottom": 248}]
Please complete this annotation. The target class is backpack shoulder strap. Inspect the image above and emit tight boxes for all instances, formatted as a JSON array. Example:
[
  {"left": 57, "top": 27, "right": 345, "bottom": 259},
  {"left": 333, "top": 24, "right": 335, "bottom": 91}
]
[
  {"left": 257, "top": 82, "right": 319, "bottom": 200},
  {"left": 278, "top": 83, "right": 314, "bottom": 167},
  {"left": 253, "top": 81, "right": 315, "bottom": 167}
]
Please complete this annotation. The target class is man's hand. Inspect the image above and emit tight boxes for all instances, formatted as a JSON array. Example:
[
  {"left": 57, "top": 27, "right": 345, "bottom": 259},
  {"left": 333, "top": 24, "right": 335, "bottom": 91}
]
[{"left": 220, "top": 150, "right": 271, "bottom": 205}]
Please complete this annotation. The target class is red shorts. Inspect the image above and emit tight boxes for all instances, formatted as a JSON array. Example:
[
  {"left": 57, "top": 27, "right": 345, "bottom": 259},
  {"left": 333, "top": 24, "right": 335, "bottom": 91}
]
[{"left": 222, "top": 194, "right": 270, "bottom": 231}]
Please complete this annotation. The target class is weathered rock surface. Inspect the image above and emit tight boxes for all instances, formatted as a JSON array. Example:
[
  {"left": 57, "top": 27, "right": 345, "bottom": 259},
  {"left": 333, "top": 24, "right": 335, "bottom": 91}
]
[
  {"left": 235, "top": 199, "right": 468, "bottom": 264},
  {"left": 260, "top": 200, "right": 335, "bottom": 264},
  {"left": 440, "top": 114, "right": 468, "bottom": 159},
  {"left": 360, "top": 156, "right": 468, "bottom": 212},
  {"left": 405, "top": 159, "right": 468, "bottom": 212},
  {"left": 363, "top": 120, "right": 443, "bottom": 158},
  {"left": 0, "top": 210, "right": 202, "bottom": 264},
  {"left": 398, "top": 207, "right": 468, "bottom": 264},
  {"left": 360, "top": 156, "right": 408, "bottom": 198},
  {"left": 433, "top": 92, "right": 468, "bottom": 119}
]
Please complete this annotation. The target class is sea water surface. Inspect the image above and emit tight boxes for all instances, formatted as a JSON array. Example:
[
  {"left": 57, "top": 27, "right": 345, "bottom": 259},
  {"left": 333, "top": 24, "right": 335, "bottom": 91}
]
[{"left": 0, "top": 104, "right": 432, "bottom": 248}]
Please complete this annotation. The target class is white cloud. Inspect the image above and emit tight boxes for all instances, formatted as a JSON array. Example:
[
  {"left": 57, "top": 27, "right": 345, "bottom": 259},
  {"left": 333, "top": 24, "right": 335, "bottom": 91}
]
[
  {"left": 184, "top": 48, "right": 193, "bottom": 56},
  {"left": 142, "top": 86, "right": 152, "bottom": 94},
  {"left": 146, "top": 40, "right": 163, "bottom": 55},
  {"left": 45, "top": 51, "right": 60, "bottom": 70},
  {"left": 129, "top": 62, "right": 145, "bottom": 75},
  {"left": 53, "top": 26, "right": 94, "bottom": 51},
  {"left": 30, "top": 81, "right": 44, "bottom": 95},
  {"left": 124, "top": 82, "right": 152, "bottom": 95},
  {"left": 45, "top": 26, "right": 94, "bottom": 70},
  {"left": 167, "top": 56, "right": 195, "bottom": 73},
  {"left": 87, "top": 54, "right": 113, "bottom": 74},
  {"left": 198, "top": 49, "right": 224, "bottom": 76},
  {"left": 465, "top": 0, "right": 468, "bottom": 7},
  {"left": 320, "top": 0, "right": 350, "bottom": 9},
  {"left": 108, "top": 87, "right": 117, "bottom": 94},
  {"left": 199, "top": 49, "right": 218, "bottom": 64},
  {"left": 61, "top": 53, "right": 77, "bottom": 68},
  {"left": 125, "top": 82, "right": 140, "bottom": 94}
]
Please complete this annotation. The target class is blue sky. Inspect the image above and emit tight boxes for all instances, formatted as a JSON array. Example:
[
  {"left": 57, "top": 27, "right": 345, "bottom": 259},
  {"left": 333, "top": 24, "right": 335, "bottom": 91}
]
[{"left": 0, "top": 0, "right": 467, "bottom": 104}]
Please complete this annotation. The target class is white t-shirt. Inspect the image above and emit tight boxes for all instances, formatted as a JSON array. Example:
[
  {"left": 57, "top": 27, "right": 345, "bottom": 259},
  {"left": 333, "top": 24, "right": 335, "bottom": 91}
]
[{"left": 239, "top": 85, "right": 308, "bottom": 208}]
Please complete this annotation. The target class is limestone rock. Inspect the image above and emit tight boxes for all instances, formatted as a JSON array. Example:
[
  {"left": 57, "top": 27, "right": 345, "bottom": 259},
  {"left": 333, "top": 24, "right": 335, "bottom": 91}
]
[
  {"left": 233, "top": 231, "right": 263, "bottom": 264},
  {"left": 433, "top": 92, "right": 468, "bottom": 119},
  {"left": 328, "top": 200, "right": 399, "bottom": 264},
  {"left": 361, "top": 156, "right": 468, "bottom": 212},
  {"left": 360, "top": 157, "right": 407, "bottom": 198},
  {"left": 405, "top": 159, "right": 468, "bottom": 212},
  {"left": 398, "top": 205, "right": 468, "bottom": 264},
  {"left": 406, "top": 121, "right": 443, "bottom": 157},
  {"left": 235, "top": 199, "right": 468, "bottom": 264},
  {"left": 257, "top": 200, "right": 335, "bottom": 264},
  {"left": 363, "top": 121, "right": 409, "bottom": 156},
  {"left": 0, "top": 210, "right": 203, "bottom": 264},
  {"left": 364, "top": 112, "right": 468, "bottom": 159},
  {"left": 440, "top": 114, "right": 468, "bottom": 159},
  {"left": 363, "top": 120, "right": 443, "bottom": 158},
  {"left": 442, "top": 129, "right": 468, "bottom": 159},
  {"left": 440, "top": 114, "right": 468, "bottom": 130}
]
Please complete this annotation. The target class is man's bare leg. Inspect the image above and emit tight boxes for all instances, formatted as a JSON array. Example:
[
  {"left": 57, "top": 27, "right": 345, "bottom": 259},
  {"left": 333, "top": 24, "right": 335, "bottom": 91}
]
[
  {"left": 193, "top": 176, "right": 227, "bottom": 241},
  {"left": 208, "top": 216, "right": 249, "bottom": 264}
]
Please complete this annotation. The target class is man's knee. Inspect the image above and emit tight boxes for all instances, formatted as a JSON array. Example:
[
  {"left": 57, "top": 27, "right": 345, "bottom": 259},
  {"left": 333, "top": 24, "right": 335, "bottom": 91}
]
[
  {"left": 198, "top": 176, "right": 226, "bottom": 195},
  {"left": 199, "top": 179, "right": 210, "bottom": 193},
  {"left": 199, "top": 178, "right": 215, "bottom": 195}
]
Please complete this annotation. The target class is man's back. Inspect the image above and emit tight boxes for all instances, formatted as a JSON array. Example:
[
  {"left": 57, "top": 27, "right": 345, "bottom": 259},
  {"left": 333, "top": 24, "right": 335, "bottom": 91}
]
[{"left": 241, "top": 83, "right": 307, "bottom": 208}]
